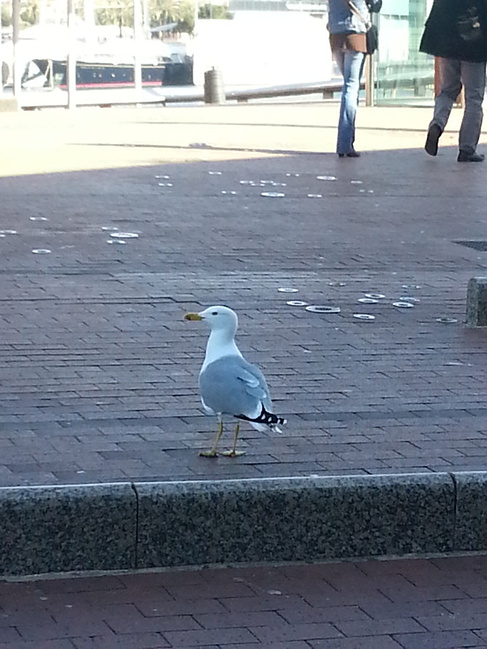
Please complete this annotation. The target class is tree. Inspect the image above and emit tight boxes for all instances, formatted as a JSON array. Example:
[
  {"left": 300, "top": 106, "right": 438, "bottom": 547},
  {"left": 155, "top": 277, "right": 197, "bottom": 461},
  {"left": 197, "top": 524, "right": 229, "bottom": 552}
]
[
  {"left": 198, "top": 3, "right": 232, "bottom": 19},
  {"left": 0, "top": 0, "right": 231, "bottom": 36},
  {"left": 2, "top": 3, "right": 12, "bottom": 27},
  {"left": 20, "top": 0, "right": 39, "bottom": 25},
  {"left": 95, "top": 1, "right": 134, "bottom": 29}
]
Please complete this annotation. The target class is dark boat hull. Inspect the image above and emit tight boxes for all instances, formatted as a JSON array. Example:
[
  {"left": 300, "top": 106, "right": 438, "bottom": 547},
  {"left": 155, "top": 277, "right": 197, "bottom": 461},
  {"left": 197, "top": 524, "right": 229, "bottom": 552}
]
[{"left": 24, "top": 58, "right": 193, "bottom": 89}]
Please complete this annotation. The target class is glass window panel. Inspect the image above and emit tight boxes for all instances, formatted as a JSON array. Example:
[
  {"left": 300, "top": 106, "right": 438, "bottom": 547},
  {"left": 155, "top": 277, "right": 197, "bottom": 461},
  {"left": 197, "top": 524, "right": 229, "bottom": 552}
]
[{"left": 375, "top": 0, "right": 434, "bottom": 105}]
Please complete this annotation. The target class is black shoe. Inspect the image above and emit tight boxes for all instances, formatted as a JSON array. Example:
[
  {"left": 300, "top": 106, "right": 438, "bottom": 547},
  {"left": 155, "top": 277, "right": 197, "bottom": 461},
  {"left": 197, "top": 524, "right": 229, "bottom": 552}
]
[
  {"left": 457, "top": 151, "right": 485, "bottom": 162},
  {"left": 425, "top": 123, "right": 442, "bottom": 156},
  {"left": 338, "top": 150, "right": 361, "bottom": 158}
]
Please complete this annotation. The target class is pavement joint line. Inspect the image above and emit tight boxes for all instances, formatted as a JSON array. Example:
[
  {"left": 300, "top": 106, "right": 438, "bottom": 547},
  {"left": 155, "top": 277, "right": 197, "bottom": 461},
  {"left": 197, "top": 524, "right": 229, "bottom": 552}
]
[{"left": 3, "top": 548, "right": 487, "bottom": 584}]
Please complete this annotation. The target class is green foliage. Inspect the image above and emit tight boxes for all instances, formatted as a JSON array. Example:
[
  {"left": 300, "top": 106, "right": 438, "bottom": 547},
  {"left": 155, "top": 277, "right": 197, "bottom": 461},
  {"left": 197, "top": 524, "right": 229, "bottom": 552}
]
[
  {"left": 198, "top": 3, "right": 232, "bottom": 19},
  {"left": 149, "top": 0, "right": 179, "bottom": 30},
  {"left": 19, "top": 0, "right": 39, "bottom": 26},
  {"left": 2, "top": 3, "right": 12, "bottom": 27},
  {"left": 0, "top": 0, "right": 230, "bottom": 35},
  {"left": 92, "top": 0, "right": 198, "bottom": 33},
  {"left": 95, "top": 2, "right": 135, "bottom": 29},
  {"left": 172, "top": 0, "right": 196, "bottom": 33}
]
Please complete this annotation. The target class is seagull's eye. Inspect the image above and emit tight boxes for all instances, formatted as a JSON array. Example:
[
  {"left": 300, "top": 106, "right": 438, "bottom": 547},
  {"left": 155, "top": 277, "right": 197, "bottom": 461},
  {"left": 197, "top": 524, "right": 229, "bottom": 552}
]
[{"left": 211, "top": 311, "right": 218, "bottom": 316}]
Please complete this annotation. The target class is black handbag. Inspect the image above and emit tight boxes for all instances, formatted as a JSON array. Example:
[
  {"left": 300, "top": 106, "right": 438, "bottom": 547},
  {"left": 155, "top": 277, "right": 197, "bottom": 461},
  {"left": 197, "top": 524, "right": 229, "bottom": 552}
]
[
  {"left": 349, "top": 1, "right": 378, "bottom": 55},
  {"left": 365, "top": 23, "right": 379, "bottom": 55},
  {"left": 457, "top": 4, "right": 482, "bottom": 42}
]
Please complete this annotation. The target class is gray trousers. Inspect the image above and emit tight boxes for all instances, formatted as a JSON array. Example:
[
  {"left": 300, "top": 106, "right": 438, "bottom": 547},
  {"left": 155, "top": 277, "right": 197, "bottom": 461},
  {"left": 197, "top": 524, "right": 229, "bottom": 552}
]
[{"left": 431, "top": 57, "right": 486, "bottom": 154}]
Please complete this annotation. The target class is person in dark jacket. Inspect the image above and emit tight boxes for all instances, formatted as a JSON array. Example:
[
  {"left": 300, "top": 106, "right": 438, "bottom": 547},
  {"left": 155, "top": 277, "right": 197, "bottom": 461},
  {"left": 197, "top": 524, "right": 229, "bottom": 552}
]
[{"left": 420, "top": 0, "right": 487, "bottom": 162}]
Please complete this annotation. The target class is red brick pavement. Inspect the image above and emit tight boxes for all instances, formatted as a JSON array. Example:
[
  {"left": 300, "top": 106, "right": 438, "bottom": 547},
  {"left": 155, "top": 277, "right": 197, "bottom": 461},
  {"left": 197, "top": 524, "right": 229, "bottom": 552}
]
[
  {"left": 0, "top": 104, "right": 486, "bottom": 487},
  {"left": 0, "top": 555, "right": 486, "bottom": 648}
]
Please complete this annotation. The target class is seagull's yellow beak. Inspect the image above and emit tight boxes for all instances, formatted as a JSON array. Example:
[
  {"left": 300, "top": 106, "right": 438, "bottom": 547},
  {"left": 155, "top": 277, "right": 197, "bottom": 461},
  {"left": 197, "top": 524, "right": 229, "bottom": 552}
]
[{"left": 184, "top": 312, "right": 203, "bottom": 321}]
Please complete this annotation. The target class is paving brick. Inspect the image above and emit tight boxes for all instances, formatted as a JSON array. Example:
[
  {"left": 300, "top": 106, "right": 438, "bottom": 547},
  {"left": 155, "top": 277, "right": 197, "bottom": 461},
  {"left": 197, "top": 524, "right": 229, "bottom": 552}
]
[
  {"left": 249, "top": 622, "right": 343, "bottom": 642},
  {"left": 415, "top": 613, "right": 487, "bottom": 632},
  {"left": 104, "top": 608, "right": 200, "bottom": 634},
  {"left": 15, "top": 619, "right": 110, "bottom": 641},
  {"left": 162, "top": 627, "right": 258, "bottom": 646},
  {"left": 224, "top": 644, "right": 311, "bottom": 649},
  {"left": 0, "top": 641, "right": 76, "bottom": 649},
  {"left": 194, "top": 610, "right": 285, "bottom": 628},
  {"left": 218, "top": 593, "right": 316, "bottom": 614},
  {"left": 393, "top": 630, "right": 487, "bottom": 648},
  {"left": 38, "top": 575, "right": 126, "bottom": 594},
  {"left": 358, "top": 600, "right": 452, "bottom": 620},
  {"left": 136, "top": 598, "right": 228, "bottom": 617},
  {"left": 277, "top": 604, "right": 370, "bottom": 625},
  {"left": 164, "top": 582, "right": 257, "bottom": 601},
  {"left": 0, "top": 627, "right": 22, "bottom": 643},
  {"left": 377, "top": 583, "right": 469, "bottom": 604},
  {"left": 440, "top": 598, "right": 487, "bottom": 616},
  {"left": 70, "top": 633, "right": 171, "bottom": 648},
  {"left": 309, "top": 638, "right": 404, "bottom": 649},
  {"left": 475, "top": 628, "right": 487, "bottom": 642},
  {"left": 334, "top": 616, "right": 426, "bottom": 636}
]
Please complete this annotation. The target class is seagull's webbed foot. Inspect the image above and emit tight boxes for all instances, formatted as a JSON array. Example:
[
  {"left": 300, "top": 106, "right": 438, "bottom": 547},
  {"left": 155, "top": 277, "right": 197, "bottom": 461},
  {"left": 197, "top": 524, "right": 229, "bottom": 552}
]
[
  {"left": 199, "top": 449, "right": 219, "bottom": 458},
  {"left": 220, "top": 422, "right": 244, "bottom": 458},
  {"left": 221, "top": 449, "right": 245, "bottom": 457},
  {"left": 199, "top": 418, "right": 223, "bottom": 458}
]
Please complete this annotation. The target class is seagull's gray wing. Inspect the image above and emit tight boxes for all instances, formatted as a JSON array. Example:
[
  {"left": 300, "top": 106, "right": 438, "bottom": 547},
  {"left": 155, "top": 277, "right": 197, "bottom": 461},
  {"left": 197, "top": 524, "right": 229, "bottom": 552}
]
[{"left": 199, "top": 354, "right": 272, "bottom": 418}]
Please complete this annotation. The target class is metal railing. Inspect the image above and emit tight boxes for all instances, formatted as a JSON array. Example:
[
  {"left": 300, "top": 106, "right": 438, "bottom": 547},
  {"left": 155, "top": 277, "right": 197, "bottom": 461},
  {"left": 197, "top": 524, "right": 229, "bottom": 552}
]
[{"left": 11, "top": 67, "right": 433, "bottom": 110}]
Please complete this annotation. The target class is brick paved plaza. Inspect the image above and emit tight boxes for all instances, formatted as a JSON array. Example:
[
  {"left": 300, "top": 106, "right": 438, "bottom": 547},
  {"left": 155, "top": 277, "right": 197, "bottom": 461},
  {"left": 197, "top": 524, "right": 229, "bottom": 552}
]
[
  {"left": 1, "top": 555, "right": 486, "bottom": 648},
  {"left": 0, "top": 103, "right": 485, "bottom": 485},
  {"left": 0, "top": 101, "right": 486, "bottom": 647}
]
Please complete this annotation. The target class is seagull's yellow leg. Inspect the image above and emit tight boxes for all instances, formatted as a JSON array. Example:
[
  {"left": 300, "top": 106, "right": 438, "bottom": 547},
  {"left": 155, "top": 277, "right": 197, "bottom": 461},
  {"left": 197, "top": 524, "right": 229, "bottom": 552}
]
[
  {"left": 221, "top": 422, "right": 245, "bottom": 457},
  {"left": 200, "top": 418, "right": 223, "bottom": 457}
]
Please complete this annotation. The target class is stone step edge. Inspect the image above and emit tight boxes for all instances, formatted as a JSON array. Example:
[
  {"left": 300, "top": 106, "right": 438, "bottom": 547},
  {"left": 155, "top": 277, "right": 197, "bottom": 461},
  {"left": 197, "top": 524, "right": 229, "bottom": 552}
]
[{"left": 1, "top": 472, "right": 485, "bottom": 578}]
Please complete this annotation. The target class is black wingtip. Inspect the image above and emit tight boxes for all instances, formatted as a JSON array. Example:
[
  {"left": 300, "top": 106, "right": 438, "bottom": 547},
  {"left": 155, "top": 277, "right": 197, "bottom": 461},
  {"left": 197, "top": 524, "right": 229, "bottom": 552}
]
[{"left": 236, "top": 407, "right": 286, "bottom": 428}]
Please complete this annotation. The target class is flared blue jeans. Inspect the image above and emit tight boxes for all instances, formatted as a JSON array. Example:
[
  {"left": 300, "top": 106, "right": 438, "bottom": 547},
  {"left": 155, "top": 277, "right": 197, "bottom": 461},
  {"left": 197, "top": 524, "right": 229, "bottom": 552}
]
[{"left": 333, "top": 48, "right": 366, "bottom": 155}]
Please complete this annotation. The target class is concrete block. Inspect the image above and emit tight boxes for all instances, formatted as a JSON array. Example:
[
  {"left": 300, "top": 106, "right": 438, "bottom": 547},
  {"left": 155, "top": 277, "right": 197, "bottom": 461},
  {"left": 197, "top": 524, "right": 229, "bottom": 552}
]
[
  {"left": 134, "top": 474, "right": 454, "bottom": 569},
  {"left": 0, "top": 97, "right": 19, "bottom": 112},
  {"left": 0, "top": 483, "right": 137, "bottom": 577},
  {"left": 454, "top": 472, "right": 487, "bottom": 552},
  {"left": 466, "top": 277, "right": 487, "bottom": 326}
]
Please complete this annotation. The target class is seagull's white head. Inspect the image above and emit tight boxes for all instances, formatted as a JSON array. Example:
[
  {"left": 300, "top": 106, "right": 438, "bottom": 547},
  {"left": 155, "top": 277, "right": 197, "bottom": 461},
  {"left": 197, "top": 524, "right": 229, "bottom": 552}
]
[
  {"left": 185, "top": 306, "right": 241, "bottom": 369},
  {"left": 185, "top": 305, "right": 238, "bottom": 333}
]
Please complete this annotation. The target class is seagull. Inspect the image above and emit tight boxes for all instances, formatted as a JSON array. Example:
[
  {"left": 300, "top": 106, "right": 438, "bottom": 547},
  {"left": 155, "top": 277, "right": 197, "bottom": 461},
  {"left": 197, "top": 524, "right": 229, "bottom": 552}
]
[{"left": 184, "top": 306, "right": 286, "bottom": 457}]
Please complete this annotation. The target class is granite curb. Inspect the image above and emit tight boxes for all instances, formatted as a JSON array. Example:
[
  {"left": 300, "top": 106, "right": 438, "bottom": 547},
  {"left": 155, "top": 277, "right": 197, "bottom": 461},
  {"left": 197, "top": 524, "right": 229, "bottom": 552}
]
[{"left": 1, "top": 471, "right": 485, "bottom": 578}]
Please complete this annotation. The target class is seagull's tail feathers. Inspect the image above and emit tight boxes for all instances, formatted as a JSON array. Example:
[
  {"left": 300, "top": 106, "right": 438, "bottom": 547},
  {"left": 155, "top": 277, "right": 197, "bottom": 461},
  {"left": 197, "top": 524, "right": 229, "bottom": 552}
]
[{"left": 236, "top": 406, "right": 287, "bottom": 432}]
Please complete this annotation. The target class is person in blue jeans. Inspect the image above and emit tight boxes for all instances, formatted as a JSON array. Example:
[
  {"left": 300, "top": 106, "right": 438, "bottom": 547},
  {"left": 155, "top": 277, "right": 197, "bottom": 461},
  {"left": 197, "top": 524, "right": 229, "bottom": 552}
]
[{"left": 327, "top": 0, "right": 381, "bottom": 157}]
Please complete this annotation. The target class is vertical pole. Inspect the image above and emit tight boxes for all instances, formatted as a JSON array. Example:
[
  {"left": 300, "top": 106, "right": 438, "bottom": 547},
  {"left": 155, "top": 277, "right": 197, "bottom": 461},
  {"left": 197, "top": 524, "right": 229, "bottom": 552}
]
[
  {"left": 142, "top": 0, "right": 149, "bottom": 35},
  {"left": 365, "top": 54, "right": 373, "bottom": 107},
  {"left": 12, "top": 0, "right": 22, "bottom": 99},
  {"left": 194, "top": 0, "right": 198, "bottom": 34},
  {"left": 67, "top": 0, "right": 77, "bottom": 109},
  {"left": 83, "top": 0, "right": 97, "bottom": 51},
  {"left": 133, "top": 0, "right": 142, "bottom": 94},
  {"left": 0, "top": 0, "right": 3, "bottom": 94}
]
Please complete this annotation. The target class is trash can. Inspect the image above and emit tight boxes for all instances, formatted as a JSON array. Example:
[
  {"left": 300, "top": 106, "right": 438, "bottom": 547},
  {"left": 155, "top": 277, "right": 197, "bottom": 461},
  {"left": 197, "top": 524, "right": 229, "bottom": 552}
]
[{"left": 204, "top": 68, "right": 225, "bottom": 104}]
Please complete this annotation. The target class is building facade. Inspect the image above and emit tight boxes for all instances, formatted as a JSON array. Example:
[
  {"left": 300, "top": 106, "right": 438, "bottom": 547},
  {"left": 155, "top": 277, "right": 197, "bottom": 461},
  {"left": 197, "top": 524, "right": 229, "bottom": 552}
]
[{"left": 215, "top": 0, "right": 434, "bottom": 104}]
